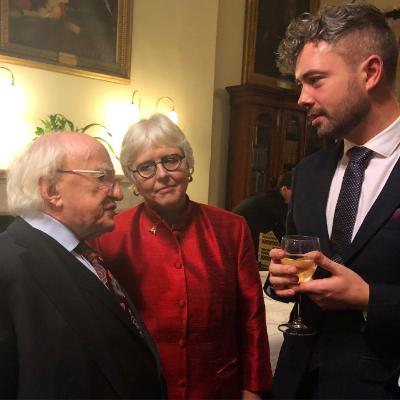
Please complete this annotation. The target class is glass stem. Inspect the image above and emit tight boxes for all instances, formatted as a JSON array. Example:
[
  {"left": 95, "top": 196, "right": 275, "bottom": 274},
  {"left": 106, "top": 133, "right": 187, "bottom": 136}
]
[{"left": 294, "top": 294, "right": 303, "bottom": 323}]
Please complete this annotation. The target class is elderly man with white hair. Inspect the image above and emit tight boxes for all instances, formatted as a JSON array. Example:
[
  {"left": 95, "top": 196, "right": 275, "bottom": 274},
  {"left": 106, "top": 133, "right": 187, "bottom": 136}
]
[{"left": 0, "top": 132, "right": 165, "bottom": 399}]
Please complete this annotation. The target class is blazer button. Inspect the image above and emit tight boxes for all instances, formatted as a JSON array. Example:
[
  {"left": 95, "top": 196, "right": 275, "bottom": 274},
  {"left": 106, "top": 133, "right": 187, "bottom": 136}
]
[
  {"left": 178, "top": 300, "right": 186, "bottom": 308},
  {"left": 174, "top": 262, "right": 182, "bottom": 269},
  {"left": 177, "top": 379, "right": 186, "bottom": 388},
  {"left": 178, "top": 339, "right": 186, "bottom": 348}
]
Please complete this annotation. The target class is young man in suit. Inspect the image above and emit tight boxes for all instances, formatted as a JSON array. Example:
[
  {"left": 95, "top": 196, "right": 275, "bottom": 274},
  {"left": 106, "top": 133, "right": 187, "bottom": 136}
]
[
  {"left": 267, "top": 3, "right": 400, "bottom": 398},
  {"left": 0, "top": 132, "right": 165, "bottom": 398}
]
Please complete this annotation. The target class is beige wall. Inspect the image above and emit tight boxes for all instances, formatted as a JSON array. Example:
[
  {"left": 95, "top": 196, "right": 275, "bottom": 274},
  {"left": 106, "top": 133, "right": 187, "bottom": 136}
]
[
  {"left": 209, "top": 0, "right": 245, "bottom": 207},
  {"left": 0, "top": 0, "right": 396, "bottom": 211},
  {"left": 0, "top": 0, "right": 219, "bottom": 208}
]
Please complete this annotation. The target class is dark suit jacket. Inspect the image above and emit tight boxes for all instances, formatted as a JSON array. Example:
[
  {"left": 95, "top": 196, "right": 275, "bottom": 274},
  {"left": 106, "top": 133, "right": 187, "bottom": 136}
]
[
  {"left": 270, "top": 142, "right": 400, "bottom": 399},
  {"left": 0, "top": 218, "right": 165, "bottom": 399}
]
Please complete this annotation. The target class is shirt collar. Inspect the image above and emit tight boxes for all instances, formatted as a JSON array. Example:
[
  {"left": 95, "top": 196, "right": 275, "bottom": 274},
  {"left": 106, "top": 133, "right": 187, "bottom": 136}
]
[
  {"left": 23, "top": 211, "right": 80, "bottom": 252},
  {"left": 343, "top": 115, "right": 400, "bottom": 158}
]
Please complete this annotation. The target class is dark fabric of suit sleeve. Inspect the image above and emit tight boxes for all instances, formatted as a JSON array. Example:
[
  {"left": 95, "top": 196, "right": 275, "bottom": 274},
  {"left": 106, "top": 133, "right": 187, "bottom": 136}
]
[
  {"left": 365, "top": 283, "right": 400, "bottom": 334},
  {"left": 0, "top": 260, "right": 18, "bottom": 399}
]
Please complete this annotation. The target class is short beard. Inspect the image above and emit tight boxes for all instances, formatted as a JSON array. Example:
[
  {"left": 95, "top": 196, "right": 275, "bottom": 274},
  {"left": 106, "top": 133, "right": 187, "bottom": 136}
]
[{"left": 313, "top": 81, "right": 370, "bottom": 140}]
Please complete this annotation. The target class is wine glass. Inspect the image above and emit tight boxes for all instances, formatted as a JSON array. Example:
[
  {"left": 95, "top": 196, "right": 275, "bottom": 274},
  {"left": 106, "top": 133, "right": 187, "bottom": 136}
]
[{"left": 278, "top": 235, "right": 320, "bottom": 336}]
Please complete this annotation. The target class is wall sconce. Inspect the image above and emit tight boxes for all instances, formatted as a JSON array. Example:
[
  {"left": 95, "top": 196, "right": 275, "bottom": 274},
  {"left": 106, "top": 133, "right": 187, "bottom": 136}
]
[
  {"left": 0, "top": 65, "right": 24, "bottom": 113},
  {"left": 0, "top": 66, "right": 30, "bottom": 169},
  {"left": 156, "top": 96, "right": 178, "bottom": 124},
  {"left": 0, "top": 65, "right": 25, "bottom": 114},
  {"left": 130, "top": 90, "right": 141, "bottom": 123},
  {"left": 0, "top": 66, "right": 15, "bottom": 86}
]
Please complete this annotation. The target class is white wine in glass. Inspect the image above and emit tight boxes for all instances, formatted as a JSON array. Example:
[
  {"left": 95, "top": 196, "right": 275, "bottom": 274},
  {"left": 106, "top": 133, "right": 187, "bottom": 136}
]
[
  {"left": 278, "top": 235, "right": 320, "bottom": 336},
  {"left": 281, "top": 256, "right": 317, "bottom": 283}
]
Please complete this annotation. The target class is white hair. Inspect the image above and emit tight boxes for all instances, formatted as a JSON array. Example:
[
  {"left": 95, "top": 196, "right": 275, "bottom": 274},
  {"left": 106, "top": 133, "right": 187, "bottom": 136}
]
[
  {"left": 7, "top": 133, "right": 67, "bottom": 216},
  {"left": 120, "top": 114, "right": 195, "bottom": 178}
]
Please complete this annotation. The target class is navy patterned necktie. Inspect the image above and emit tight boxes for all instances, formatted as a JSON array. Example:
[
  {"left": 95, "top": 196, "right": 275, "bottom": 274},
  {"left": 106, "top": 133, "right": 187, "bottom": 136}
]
[
  {"left": 330, "top": 146, "right": 373, "bottom": 258},
  {"left": 75, "top": 242, "right": 143, "bottom": 335}
]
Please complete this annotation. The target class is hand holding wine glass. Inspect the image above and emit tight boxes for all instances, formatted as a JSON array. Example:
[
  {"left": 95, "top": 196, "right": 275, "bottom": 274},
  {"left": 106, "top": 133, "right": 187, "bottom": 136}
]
[{"left": 277, "top": 235, "right": 320, "bottom": 336}]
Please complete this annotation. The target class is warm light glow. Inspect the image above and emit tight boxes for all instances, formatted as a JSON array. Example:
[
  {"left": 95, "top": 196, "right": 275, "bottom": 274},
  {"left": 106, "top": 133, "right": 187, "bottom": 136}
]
[
  {"left": 166, "top": 110, "right": 178, "bottom": 124},
  {"left": 0, "top": 79, "right": 25, "bottom": 115},
  {"left": 156, "top": 96, "right": 179, "bottom": 124},
  {"left": 0, "top": 68, "right": 31, "bottom": 169},
  {"left": 105, "top": 101, "right": 140, "bottom": 137},
  {"left": 0, "top": 121, "right": 33, "bottom": 169}
]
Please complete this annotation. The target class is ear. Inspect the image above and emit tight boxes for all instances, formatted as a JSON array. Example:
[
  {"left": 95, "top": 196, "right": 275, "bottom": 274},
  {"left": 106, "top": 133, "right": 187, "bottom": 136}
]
[
  {"left": 362, "top": 55, "right": 383, "bottom": 91},
  {"left": 279, "top": 186, "right": 287, "bottom": 195},
  {"left": 38, "top": 176, "right": 63, "bottom": 208}
]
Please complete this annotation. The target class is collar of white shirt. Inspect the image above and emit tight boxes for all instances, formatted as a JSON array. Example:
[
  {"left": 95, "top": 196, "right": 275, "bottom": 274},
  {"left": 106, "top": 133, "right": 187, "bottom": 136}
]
[
  {"left": 23, "top": 211, "right": 79, "bottom": 252},
  {"left": 343, "top": 115, "right": 400, "bottom": 158}
]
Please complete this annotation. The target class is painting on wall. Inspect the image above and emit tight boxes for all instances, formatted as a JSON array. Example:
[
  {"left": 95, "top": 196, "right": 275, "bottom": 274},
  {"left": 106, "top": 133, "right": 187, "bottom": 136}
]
[
  {"left": 242, "top": 0, "right": 319, "bottom": 90},
  {"left": 0, "top": 0, "right": 133, "bottom": 83}
]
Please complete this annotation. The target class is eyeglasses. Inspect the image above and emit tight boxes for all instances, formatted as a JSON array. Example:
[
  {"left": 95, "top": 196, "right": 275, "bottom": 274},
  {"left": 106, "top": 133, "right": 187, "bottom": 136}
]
[
  {"left": 56, "top": 169, "right": 118, "bottom": 189},
  {"left": 129, "top": 154, "right": 185, "bottom": 179}
]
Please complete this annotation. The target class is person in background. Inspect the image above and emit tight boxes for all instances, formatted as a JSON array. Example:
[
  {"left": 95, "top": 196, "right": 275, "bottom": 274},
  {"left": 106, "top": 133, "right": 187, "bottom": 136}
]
[
  {"left": 266, "top": 3, "right": 400, "bottom": 399},
  {"left": 0, "top": 132, "right": 165, "bottom": 399},
  {"left": 95, "top": 114, "right": 272, "bottom": 400},
  {"left": 233, "top": 171, "right": 293, "bottom": 254}
]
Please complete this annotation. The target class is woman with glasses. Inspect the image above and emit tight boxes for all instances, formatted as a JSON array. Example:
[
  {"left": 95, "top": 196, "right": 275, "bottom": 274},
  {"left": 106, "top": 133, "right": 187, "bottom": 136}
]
[{"left": 95, "top": 114, "right": 272, "bottom": 400}]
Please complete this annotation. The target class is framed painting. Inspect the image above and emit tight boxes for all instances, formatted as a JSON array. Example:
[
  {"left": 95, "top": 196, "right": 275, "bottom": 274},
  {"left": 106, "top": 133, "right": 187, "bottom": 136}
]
[
  {"left": 0, "top": 0, "right": 133, "bottom": 83},
  {"left": 242, "top": 0, "right": 319, "bottom": 90}
]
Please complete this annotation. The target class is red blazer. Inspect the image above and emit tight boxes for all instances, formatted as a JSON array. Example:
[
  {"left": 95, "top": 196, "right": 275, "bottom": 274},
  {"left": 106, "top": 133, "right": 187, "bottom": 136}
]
[{"left": 96, "top": 200, "right": 272, "bottom": 399}]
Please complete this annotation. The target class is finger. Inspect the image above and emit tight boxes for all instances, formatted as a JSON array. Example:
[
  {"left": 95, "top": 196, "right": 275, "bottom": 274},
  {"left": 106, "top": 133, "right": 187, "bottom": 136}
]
[
  {"left": 295, "top": 279, "right": 324, "bottom": 295},
  {"left": 269, "top": 274, "right": 299, "bottom": 287},
  {"left": 307, "top": 251, "right": 343, "bottom": 275},
  {"left": 274, "top": 287, "right": 296, "bottom": 298},
  {"left": 269, "top": 248, "right": 285, "bottom": 259},
  {"left": 269, "top": 261, "right": 297, "bottom": 276}
]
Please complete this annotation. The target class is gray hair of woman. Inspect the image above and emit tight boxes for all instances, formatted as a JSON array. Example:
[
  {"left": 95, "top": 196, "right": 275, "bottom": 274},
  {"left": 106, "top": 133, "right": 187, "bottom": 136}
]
[
  {"left": 120, "top": 113, "right": 195, "bottom": 180},
  {"left": 7, "top": 133, "right": 66, "bottom": 216},
  {"left": 277, "top": 3, "right": 398, "bottom": 87}
]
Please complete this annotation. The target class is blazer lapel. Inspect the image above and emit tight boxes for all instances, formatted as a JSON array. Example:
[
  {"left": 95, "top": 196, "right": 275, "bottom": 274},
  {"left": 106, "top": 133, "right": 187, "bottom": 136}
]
[
  {"left": 344, "top": 157, "right": 400, "bottom": 263},
  {"left": 8, "top": 219, "right": 135, "bottom": 398},
  {"left": 71, "top": 257, "right": 161, "bottom": 362}
]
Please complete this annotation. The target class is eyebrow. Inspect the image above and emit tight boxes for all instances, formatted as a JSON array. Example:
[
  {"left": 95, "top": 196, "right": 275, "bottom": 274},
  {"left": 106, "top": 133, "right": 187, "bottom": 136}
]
[{"left": 296, "top": 69, "right": 326, "bottom": 83}]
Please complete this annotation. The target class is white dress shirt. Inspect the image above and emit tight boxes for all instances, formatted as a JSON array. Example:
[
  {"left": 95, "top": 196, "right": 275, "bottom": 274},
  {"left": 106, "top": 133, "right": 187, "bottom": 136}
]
[
  {"left": 23, "top": 211, "right": 99, "bottom": 278},
  {"left": 326, "top": 116, "right": 400, "bottom": 240}
]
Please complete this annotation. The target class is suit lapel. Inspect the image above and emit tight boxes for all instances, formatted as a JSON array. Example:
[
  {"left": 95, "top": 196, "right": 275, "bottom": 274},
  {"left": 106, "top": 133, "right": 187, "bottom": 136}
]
[
  {"left": 8, "top": 219, "right": 137, "bottom": 398},
  {"left": 344, "top": 157, "right": 400, "bottom": 263},
  {"left": 71, "top": 256, "right": 161, "bottom": 359}
]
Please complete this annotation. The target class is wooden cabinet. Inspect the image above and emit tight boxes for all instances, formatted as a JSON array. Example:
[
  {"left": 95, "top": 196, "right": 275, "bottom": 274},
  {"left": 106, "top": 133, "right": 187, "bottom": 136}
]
[{"left": 225, "top": 83, "right": 324, "bottom": 210}]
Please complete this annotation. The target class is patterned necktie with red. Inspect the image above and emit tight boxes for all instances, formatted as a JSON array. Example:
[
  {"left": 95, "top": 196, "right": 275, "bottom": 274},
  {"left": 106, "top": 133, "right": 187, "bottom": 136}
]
[{"left": 75, "top": 242, "right": 143, "bottom": 335}]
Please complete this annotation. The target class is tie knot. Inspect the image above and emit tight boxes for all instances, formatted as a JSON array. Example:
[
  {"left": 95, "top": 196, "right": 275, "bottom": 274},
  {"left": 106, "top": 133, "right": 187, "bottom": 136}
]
[{"left": 347, "top": 146, "right": 373, "bottom": 165}]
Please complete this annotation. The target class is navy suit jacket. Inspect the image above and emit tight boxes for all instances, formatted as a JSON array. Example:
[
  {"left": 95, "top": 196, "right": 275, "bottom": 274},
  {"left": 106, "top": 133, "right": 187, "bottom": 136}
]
[
  {"left": 271, "top": 142, "right": 400, "bottom": 399},
  {"left": 0, "top": 218, "right": 166, "bottom": 399}
]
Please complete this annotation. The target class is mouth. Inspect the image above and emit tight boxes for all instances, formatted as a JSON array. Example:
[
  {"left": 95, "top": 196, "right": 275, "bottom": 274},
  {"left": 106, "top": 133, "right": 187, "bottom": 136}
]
[
  {"left": 156, "top": 185, "right": 175, "bottom": 194},
  {"left": 105, "top": 203, "right": 117, "bottom": 213},
  {"left": 308, "top": 112, "right": 324, "bottom": 127}
]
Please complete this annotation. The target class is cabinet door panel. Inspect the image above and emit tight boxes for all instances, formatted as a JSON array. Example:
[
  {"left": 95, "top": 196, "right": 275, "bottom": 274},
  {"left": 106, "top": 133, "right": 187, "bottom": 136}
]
[
  {"left": 225, "top": 84, "right": 327, "bottom": 210},
  {"left": 250, "top": 108, "right": 279, "bottom": 195},
  {"left": 280, "top": 110, "right": 306, "bottom": 174}
]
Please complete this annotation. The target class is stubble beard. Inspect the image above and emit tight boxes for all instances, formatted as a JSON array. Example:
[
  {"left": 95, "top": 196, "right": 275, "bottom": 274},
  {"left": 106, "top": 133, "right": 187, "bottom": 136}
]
[{"left": 313, "top": 82, "right": 370, "bottom": 140}]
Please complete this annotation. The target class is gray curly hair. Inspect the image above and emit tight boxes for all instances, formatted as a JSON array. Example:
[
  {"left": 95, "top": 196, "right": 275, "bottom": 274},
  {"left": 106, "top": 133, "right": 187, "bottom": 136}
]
[{"left": 277, "top": 3, "right": 398, "bottom": 86}]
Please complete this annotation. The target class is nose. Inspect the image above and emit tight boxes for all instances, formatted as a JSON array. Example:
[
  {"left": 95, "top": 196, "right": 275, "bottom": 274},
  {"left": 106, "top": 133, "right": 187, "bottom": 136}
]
[
  {"left": 110, "top": 179, "right": 123, "bottom": 201},
  {"left": 297, "top": 86, "right": 314, "bottom": 111},
  {"left": 154, "top": 162, "right": 169, "bottom": 178}
]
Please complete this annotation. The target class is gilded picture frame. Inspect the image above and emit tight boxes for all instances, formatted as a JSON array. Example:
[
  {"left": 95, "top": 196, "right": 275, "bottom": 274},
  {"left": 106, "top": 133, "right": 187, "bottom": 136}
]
[
  {"left": 242, "top": 0, "right": 319, "bottom": 90},
  {"left": 0, "top": 0, "right": 133, "bottom": 84}
]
